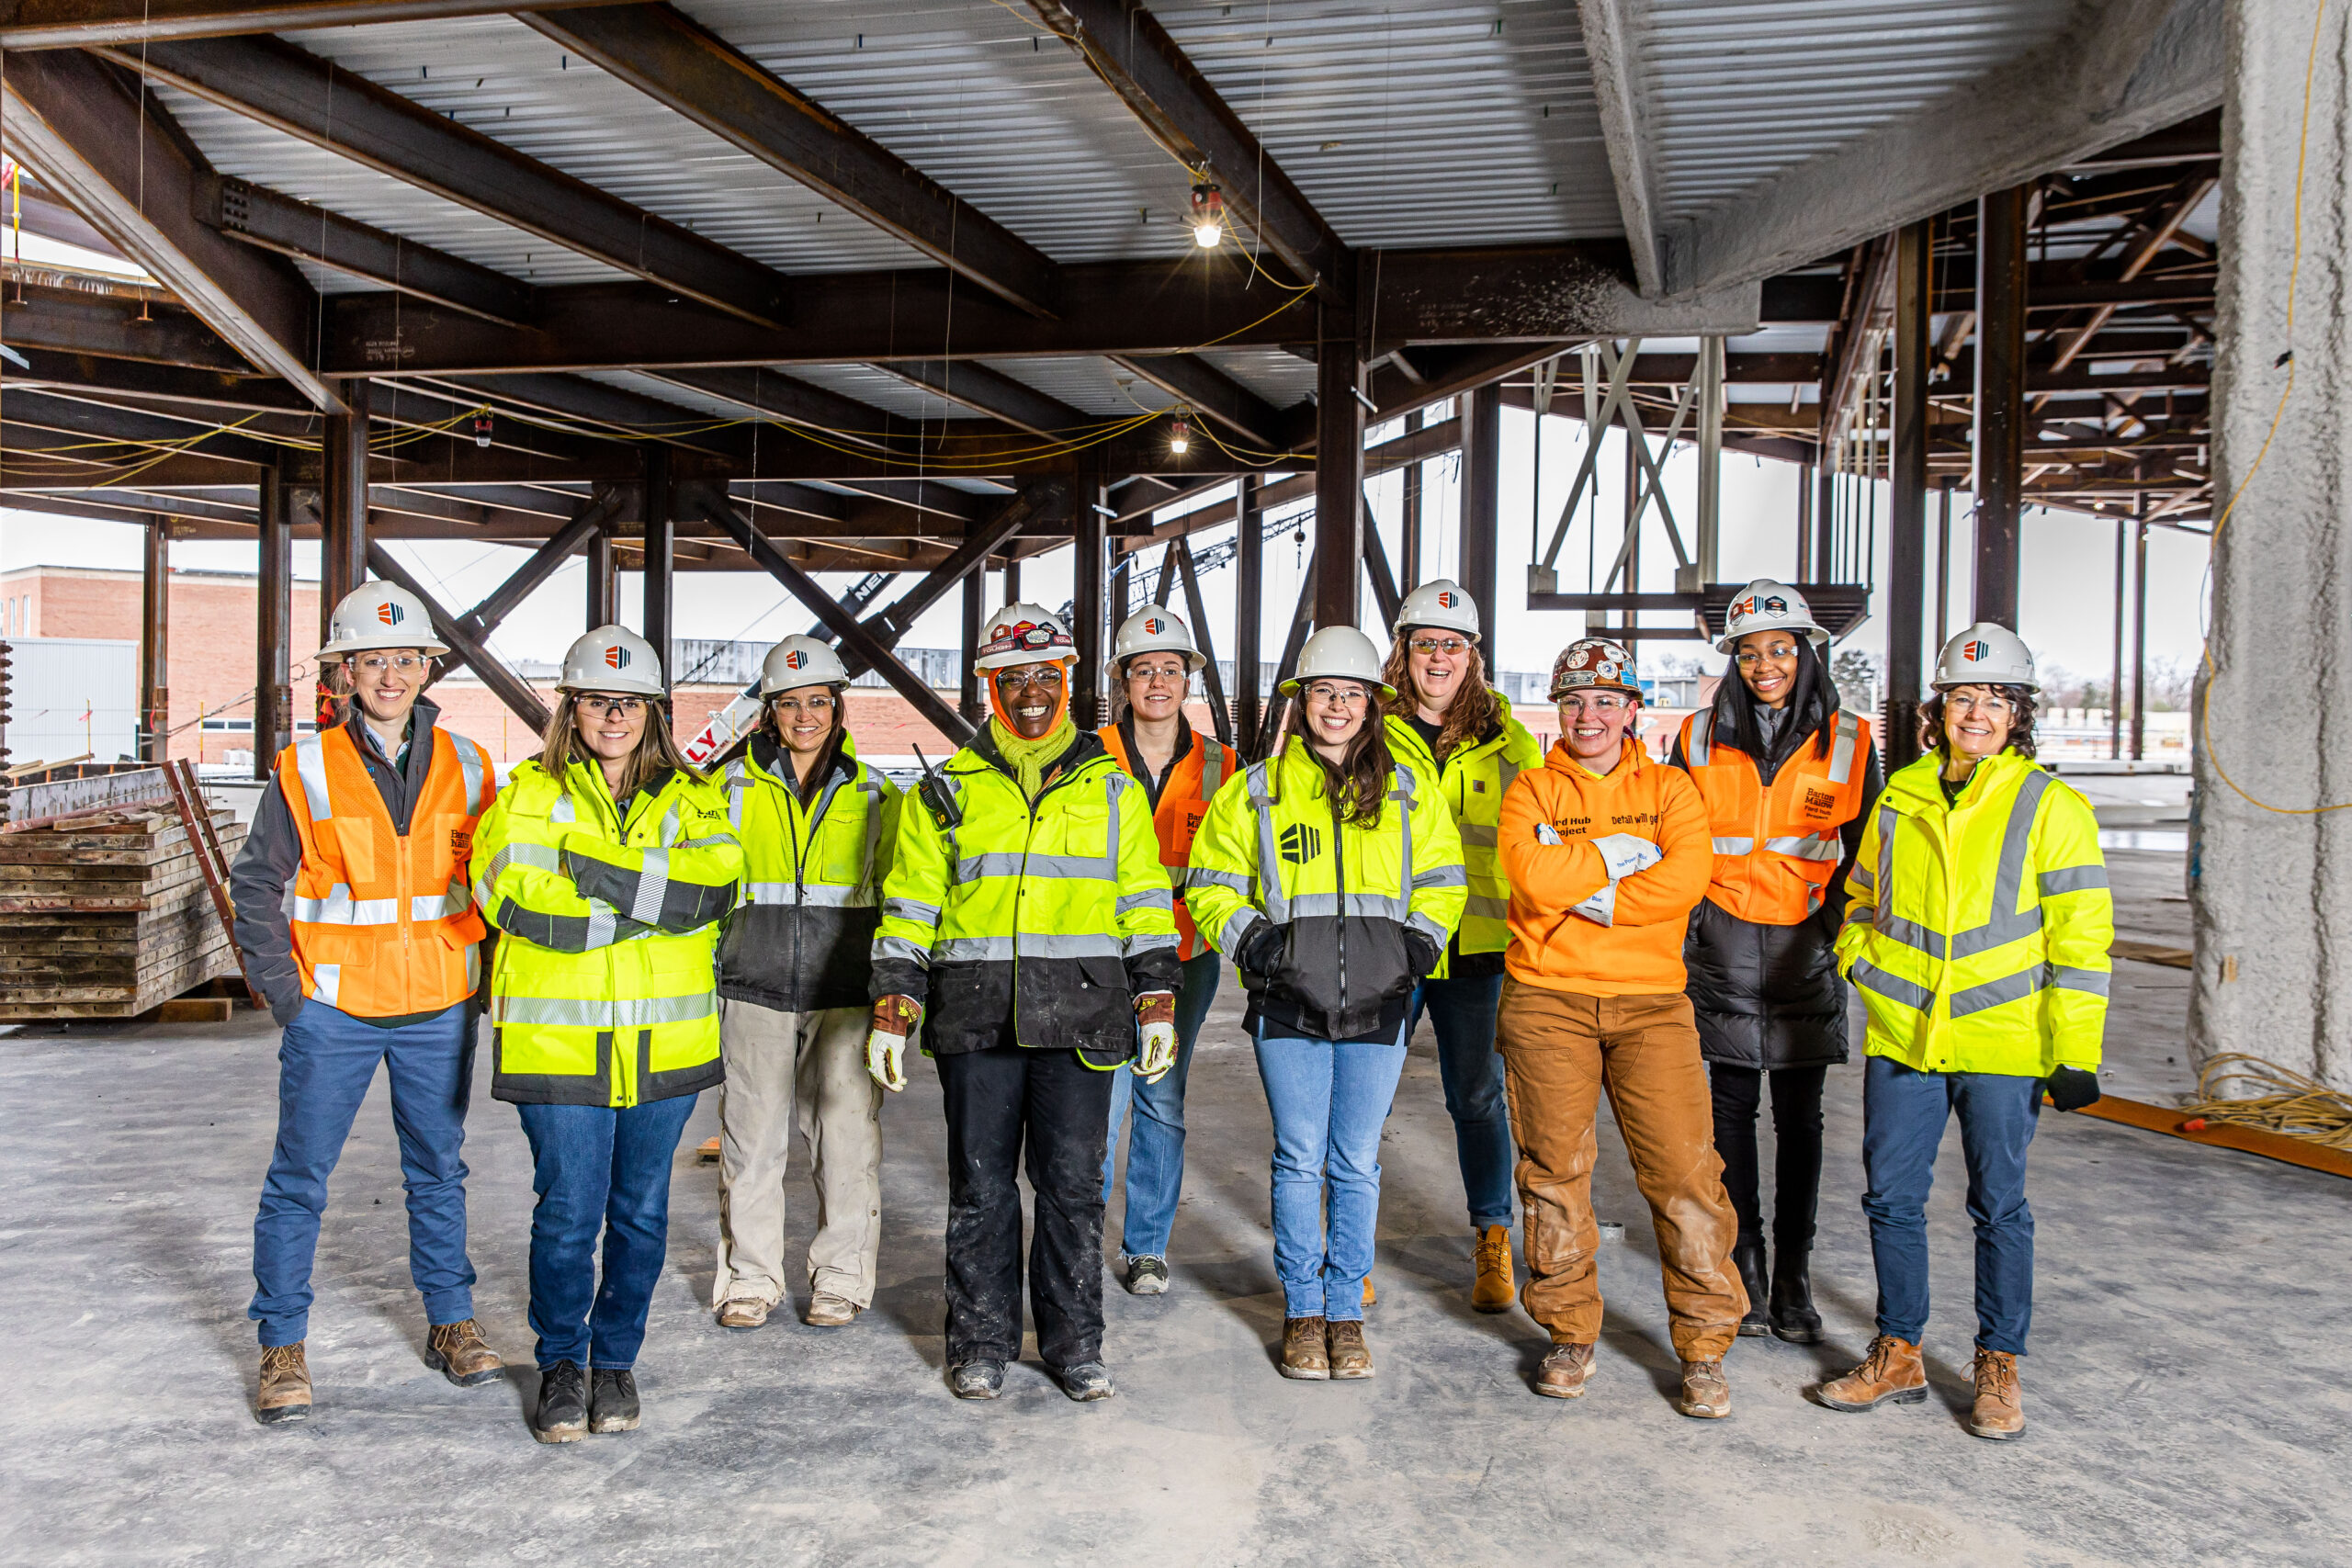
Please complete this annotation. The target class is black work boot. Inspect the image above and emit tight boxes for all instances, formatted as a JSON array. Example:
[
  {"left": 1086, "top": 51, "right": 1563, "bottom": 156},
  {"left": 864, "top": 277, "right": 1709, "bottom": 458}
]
[
  {"left": 533, "top": 1361, "right": 588, "bottom": 1444},
  {"left": 1770, "top": 1246, "right": 1824, "bottom": 1344},
  {"left": 1732, "top": 1235, "right": 1770, "bottom": 1337},
  {"left": 589, "top": 1369, "right": 640, "bottom": 1433}
]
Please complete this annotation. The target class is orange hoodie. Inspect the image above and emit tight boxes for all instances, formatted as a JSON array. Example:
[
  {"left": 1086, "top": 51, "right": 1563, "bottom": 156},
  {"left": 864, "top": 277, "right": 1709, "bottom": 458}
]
[{"left": 1498, "top": 739, "right": 1713, "bottom": 997}]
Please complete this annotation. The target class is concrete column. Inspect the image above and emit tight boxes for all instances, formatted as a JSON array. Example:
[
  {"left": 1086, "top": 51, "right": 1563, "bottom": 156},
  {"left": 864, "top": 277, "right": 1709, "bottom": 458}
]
[
  {"left": 1459, "top": 382, "right": 1503, "bottom": 643},
  {"left": 1885, "top": 220, "right": 1933, "bottom": 773},
  {"left": 2194, "top": 1, "right": 2352, "bottom": 1087},
  {"left": 1234, "top": 475, "right": 1264, "bottom": 753},
  {"left": 254, "top": 467, "right": 292, "bottom": 780},
  {"left": 139, "top": 516, "right": 168, "bottom": 763},
  {"left": 640, "top": 450, "right": 674, "bottom": 692},
  {"left": 1314, "top": 336, "right": 1365, "bottom": 630},
  {"left": 1973, "top": 187, "right": 2029, "bottom": 628}
]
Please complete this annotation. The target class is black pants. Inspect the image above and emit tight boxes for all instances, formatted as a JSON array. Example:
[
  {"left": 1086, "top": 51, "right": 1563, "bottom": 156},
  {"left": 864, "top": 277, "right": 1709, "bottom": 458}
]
[
  {"left": 1707, "top": 1063, "right": 1828, "bottom": 1256},
  {"left": 936, "top": 1044, "right": 1115, "bottom": 1369}
]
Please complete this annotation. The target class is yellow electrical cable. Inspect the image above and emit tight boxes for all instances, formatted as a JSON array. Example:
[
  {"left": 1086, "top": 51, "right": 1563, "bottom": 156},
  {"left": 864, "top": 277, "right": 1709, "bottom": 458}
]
[{"left": 2181, "top": 1052, "right": 2352, "bottom": 1149}]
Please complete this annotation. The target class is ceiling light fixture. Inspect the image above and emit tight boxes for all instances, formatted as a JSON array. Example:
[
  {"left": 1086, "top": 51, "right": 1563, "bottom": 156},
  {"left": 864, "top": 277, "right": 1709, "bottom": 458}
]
[
  {"left": 473, "top": 410, "right": 494, "bottom": 448},
  {"left": 1189, "top": 183, "right": 1225, "bottom": 249},
  {"left": 1170, "top": 415, "right": 1193, "bottom": 455}
]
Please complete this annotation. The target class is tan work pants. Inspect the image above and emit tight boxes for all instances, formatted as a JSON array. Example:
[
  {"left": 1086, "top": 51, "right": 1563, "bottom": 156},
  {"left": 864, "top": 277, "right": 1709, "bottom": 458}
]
[
  {"left": 712, "top": 999, "right": 883, "bottom": 1309},
  {"left": 1498, "top": 980, "right": 1747, "bottom": 1360}
]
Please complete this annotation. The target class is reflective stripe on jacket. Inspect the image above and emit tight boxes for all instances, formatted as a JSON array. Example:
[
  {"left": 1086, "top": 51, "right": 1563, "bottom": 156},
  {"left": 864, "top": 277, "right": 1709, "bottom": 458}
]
[
  {"left": 1097, "top": 720, "right": 1232, "bottom": 961},
  {"left": 276, "top": 723, "right": 492, "bottom": 1017},
  {"left": 1186, "top": 739, "right": 1466, "bottom": 1041},
  {"left": 1384, "top": 700, "right": 1544, "bottom": 971},
  {"left": 1679, "top": 707, "right": 1873, "bottom": 923},
  {"left": 475, "top": 760, "right": 743, "bottom": 1107},
  {"left": 869, "top": 725, "right": 1182, "bottom": 1063},
  {"left": 1835, "top": 750, "right": 2111, "bottom": 1076},
  {"left": 715, "top": 730, "right": 901, "bottom": 1011}
]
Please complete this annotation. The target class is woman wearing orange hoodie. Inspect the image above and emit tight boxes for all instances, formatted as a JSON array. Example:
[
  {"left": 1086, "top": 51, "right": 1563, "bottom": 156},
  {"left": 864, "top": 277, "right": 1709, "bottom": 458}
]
[{"left": 1495, "top": 637, "right": 1748, "bottom": 1418}]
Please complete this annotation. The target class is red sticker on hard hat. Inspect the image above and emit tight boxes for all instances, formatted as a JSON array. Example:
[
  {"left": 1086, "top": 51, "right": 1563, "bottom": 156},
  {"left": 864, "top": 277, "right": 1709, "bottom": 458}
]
[
  {"left": 1437, "top": 591, "right": 1457, "bottom": 608},
  {"left": 1143, "top": 616, "right": 1163, "bottom": 635},
  {"left": 784, "top": 650, "right": 808, "bottom": 670}
]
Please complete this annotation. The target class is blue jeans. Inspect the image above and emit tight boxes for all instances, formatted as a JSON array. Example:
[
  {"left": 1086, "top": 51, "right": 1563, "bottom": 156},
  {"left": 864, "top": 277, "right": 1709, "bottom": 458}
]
[
  {"left": 1252, "top": 1020, "right": 1409, "bottom": 1323},
  {"left": 250, "top": 1000, "right": 477, "bottom": 1348},
  {"left": 514, "top": 1093, "right": 699, "bottom": 1371},
  {"left": 1101, "top": 952, "right": 1221, "bottom": 1258},
  {"left": 1860, "top": 1055, "right": 2042, "bottom": 1356},
  {"left": 1408, "top": 973, "right": 1515, "bottom": 1231}
]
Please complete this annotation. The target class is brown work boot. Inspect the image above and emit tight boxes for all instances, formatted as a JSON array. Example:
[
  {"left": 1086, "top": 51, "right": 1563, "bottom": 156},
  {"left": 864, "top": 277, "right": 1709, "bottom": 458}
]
[
  {"left": 1327, "top": 1320, "right": 1374, "bottom": 1380},
  {"left": 255, "top": 1343, "right": 311, "bottom": 1425},
  {"left": 1363, "top": 1277, "right": 1376, "bottom": 1307},
  {"left": 424, "top": 1318, "right": 503, "bottom": 1386},
  {"left": 804, "top": 1292, "right": 859, "bottom": 1328},
  {"left": 1675, "top": 1359, "right": 1732, "bottom": 1419},
  {"left": 1532, "top": 1342, "right": 1595, "bottom": 1400},
  {"left": 716, "top": 1296, "right": 770, "bottom": 1330},
  {"left": 1968, "top": 1348, "right": 2026, "bottom": 1440},
  {"left": 1472, "top": 1225, "right": 1515, "bottom": 1314},
  {"left": 1279, "top": 1316, "right": 1330, "bottom": 1381},
  {"left": 1815, "top": 1334, "right": 1929, "bottom": 1412}
]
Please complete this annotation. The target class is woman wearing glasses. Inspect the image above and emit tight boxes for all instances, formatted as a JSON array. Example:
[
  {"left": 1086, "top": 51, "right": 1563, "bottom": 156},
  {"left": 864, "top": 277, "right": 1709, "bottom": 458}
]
[
  {"left": 1188, "top": 627, "right": 1465, "bottom": 1382},
  {"left": 709, "top": 636, "right": 901, "bottom": 1332},
  {"left": 1817, "top": 624, "right": 2109, "bottom": 1442},
  {"left": 1668, "top": 580, "right": 1882, "bottom": 1344},
  {"left": 1094, "top": 607, "right": 1237, "bottom": 1297},
  {"left": 1378, "top": 580, "right": 1543, "bottom": 1313},
  {"left": 473, "top": 626, "right": 743, "bottom": 1443}
]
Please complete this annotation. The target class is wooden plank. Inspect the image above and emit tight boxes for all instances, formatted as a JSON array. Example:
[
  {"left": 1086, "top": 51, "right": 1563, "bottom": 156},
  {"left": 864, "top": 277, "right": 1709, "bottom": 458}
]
[
  {"left": 2072, "top": 1093, "right": 2352, "bottom": 1181},
  {"left": 2112, "top": 938, "right": 2191, "bottom": 968}
]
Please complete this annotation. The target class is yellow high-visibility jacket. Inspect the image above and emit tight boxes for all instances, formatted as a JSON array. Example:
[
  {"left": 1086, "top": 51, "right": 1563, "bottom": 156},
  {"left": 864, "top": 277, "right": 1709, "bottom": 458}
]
[
  {"left": 870, "top": 724, "right": 1180, "bottom": 1066},
  {"left": 716, "top": 730, "right": 900, "bottom": 1012},
  {"left": 1187, "top": 738, "right": 1466, "bottom": 1041},
  {"left": 1385, "top": 698, "right": 1543, "bottom": 975},
  {"left": 1836, "top": 750, "right": 2110, "bottom": 1077},
  {"left": 475, "top": 759, "right": 743, "bottom": 1107}
]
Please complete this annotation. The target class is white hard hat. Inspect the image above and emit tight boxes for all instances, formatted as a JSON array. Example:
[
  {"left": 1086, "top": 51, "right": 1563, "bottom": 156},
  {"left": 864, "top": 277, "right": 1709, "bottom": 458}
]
[
  {"left": 759, "top": 634, "right": 850, "bottom": 695},
  {"left": 1113, "top": 605, "right": 1204, "bottom": 672},
  {"left": 559, "top": 624, "right": 664, "bottom": 696},
  {"left": 975, "top": 602, "right": 1078, "bottom": 673},
  {"left": 317, "top": 581, "right": 447, "bottom": 659},
  {"left": 1281, "top": 626, "right": 1396, "bottom": 701},
  {"left": 1933, "top": 622, "right": 2039, "bottom": 693},
  {"left": 1716, "top": 577, "right": 1828, "bottom": 654},
  {"left": 1393, "top": 579, "right": 1480, "bottom": 643}
]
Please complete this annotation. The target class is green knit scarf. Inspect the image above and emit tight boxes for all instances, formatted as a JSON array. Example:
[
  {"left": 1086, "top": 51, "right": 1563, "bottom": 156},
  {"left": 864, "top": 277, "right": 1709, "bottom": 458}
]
[{"left": 991, "top": 715, "right": 1076, "bottom": 801}]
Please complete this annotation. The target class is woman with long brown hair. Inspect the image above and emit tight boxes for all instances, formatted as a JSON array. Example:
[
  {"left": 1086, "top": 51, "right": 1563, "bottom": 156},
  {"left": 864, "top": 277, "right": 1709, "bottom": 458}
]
[
  {"left": 472, "top": 626, "right": 742, "bottom": 1443},
  {"left": 1378, "top": 580, "right": 1542, "bottom": 1312},
  {"left": 1187, "top": 626, "right": 1465, "bottom": 1382}
]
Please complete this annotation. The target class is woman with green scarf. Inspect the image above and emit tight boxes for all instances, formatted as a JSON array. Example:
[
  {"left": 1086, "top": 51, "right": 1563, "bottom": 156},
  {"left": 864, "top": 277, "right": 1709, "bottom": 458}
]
[{"left": 866, "top": 604, "right": 1182, "bottom": 1403}]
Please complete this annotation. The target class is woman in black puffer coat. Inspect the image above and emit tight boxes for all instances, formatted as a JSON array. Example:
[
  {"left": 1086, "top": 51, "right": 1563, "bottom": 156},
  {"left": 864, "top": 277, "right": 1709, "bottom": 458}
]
[{"left": 1668, "top": 583, "right": 1883, "bottom": 1344}]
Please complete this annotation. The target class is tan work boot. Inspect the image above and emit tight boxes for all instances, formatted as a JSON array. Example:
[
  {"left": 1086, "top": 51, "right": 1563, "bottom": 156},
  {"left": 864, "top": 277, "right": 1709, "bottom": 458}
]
[
  {"left": 1327, "top": 1320, "right": 1374, "bottom": 1380},
  {"left": 1472, "top": 1225, "right": 1515, "bottom": 1314},
  {"left": 1968, "top": 1348, "right": 2026, "bottom": 1440},
  {"left": 1676, "top": 1359, "right": 1732, "bottom": 1419},
  {"left": 256, "top": 1343, "right": 311, "bottom": 1425},
  {"left": 1815, "top": 1334, "right": 1929, "bottom": 1412},
  {"left": 1532, "top": 1342, "right": 1595, "bottom": 1400},
  {"left": 1279, "top": 1316, "right": 1330, "bottom": 1381},
  {"left": 1362, "top": 1277, "right": 1376, "bottom": 1307},
  {"left": 804, "top": 1292, "right": 859, "bottom": 1328},
  {"left": 424, "top": 1318, "right": 503, "bottom": 1386},
  {"left": 716, "top": 1296, "right": 769, "bottom": 1330}
]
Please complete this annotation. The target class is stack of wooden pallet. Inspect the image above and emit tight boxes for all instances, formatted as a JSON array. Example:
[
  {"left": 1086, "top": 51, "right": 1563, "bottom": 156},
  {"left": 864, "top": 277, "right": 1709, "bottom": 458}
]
[{"left": 0, "top": 804, "right": 247, "bottom": 1021}]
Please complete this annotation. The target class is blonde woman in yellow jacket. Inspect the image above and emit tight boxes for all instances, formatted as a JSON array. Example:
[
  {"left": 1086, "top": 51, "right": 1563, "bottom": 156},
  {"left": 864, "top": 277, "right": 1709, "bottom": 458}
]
[
  {"left": 1815, "top": 625, "right": 2109, "bottom": 1445},
  {"left": 473, "top": 627, "right": 742, "bottom": 1444}
]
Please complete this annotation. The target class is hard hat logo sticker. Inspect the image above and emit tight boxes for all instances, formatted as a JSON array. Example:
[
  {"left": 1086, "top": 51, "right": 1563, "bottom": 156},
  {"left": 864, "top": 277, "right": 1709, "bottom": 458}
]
[
  {"left": 784, "top": 650, "right": 807, "bottom": 670},
  {"left": 605, "top": 646, "right": 629, "bottom": 670},
  {"left": 1436, "top": 591, "right": 1457, "bottom": 608},
  {"left": 1763, "top": 596, "right": 1787, "bottom": 615},
  {"left": 1963, "top": 639, "right": 1989, "bottom": 662},
  {"left": 378, "top": 602, "right": 406, "bottom": 626}
]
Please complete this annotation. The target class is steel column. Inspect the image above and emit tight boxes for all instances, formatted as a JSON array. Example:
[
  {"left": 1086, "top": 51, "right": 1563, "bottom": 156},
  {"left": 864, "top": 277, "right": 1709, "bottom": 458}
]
[
  {"left": 1074, "top": 479, "right": 1108, "bottom": 727},
  {"left": 1399, "top": 409, "right": 1424, "bottom": 591},
  {"left": 1314, "top": 339, "right": 1365, "bottom": 630},
  {"left": 585, "top": 522, "right": 616, "bottom": 627},
  {"left": 1973, "top": 185, "right": 2030, "bottom": 628},
  {"left": 960, "top": 566, "right": 985, "bottom": 724},
  {"left": 1459, "top": 382, "right": 1503, "bottom": 641},
  {"left": 2131, "top": 518, "right": 2148, "bottom": 761},
  {"left": 1234, "top": 475, "right": 1264, "bottom": 753},
  {"left": 319, "top": 388, "right": 368, "bottom": 728},
  {"left": 254, "top": 467, "right": 292, "bottom": 780},
  {"left": 1885, "top": 220, "right": 1932, "bottom": 773},
  {"left": 640, "top": 449, "right": 674, "bottom": 691},
  {"left": 1935, "top": 479, "right": 1954, "bottom": 654},
  {"left": 1795, "top": 464, "right": 1814, "bottom": 581},
  {"left": 1814, "top": 460, "right": 1837, "bottom": 581},
  {"left": 139, "top": 516, "right": 169, "bottom": 762},
  {"left": 1696, "top": 337, "right": 1724, "bottom": 581},
  {"left": 1174, "top": 536, "right": 1234, "bottom": 746}
]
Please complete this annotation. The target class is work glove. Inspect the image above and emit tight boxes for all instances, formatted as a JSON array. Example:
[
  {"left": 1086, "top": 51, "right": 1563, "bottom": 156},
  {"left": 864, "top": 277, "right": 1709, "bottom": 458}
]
[
  {"left": 1572, "top": 882, "right": 1619, "bottom": 928},
  {"left": 866, "top": 995, "right": 921, "bottom": 1092},
  {"left": 2044, "top": 1066, "right": 2101, "bottom": 1112},
  {"left": 1235, "top": 918, "right": 1287, "bottom": 976},
  {"left": 1589, "top": 832, "right": 1662, "bottom": 881},
  {"left": 1404, "top": 926, "right": 1443, "bottom": 980},
  {"left": 1134, "top": 992, "right": 1178, "bottom": 1084}
]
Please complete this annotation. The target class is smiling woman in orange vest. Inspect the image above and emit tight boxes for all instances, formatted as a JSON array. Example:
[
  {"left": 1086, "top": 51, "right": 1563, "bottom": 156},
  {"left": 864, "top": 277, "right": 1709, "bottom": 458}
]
[
  {"left": 1094, "top": 605, "right": 1236, "bottom": 1299},
  {"left": 230, "top": 582, "right": 503, "bottom": 1429},
  {"left": 1669, "top": 580, "right": 1883, "bottom": 1347}
]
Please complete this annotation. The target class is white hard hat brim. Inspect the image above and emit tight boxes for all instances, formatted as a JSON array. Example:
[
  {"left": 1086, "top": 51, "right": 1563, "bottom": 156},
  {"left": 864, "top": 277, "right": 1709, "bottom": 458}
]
[
  {"left": 975, "top": 649, "right": 1079, "bottom": 674},
  {"left": 320, "top": 630, "right": 450, "bottom": 659},
  {"left": 1713, "top": 621, "right": 1830, "bottom": 655},
  {"left": 1118, "top": 648, "right": 1207, "bottom": 673},
  {"left": 1280, "top": 673, "right": 1397, "bottom": 702}
]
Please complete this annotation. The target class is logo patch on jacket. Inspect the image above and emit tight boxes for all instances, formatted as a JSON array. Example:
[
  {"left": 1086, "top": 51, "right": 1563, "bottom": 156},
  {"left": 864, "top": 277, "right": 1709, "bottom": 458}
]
[
  {"left": 1278, "top": 823, "right": 1323, "bottom": 864},
  {"left": 1802, "top": 787, "right": 1838, "bottom": 820},
  {"left": 1473, "top": 780, "right": 1487, "bottom": 793},
  {"left": 449, "top": 828, "right": 472, "bottom": 858}
]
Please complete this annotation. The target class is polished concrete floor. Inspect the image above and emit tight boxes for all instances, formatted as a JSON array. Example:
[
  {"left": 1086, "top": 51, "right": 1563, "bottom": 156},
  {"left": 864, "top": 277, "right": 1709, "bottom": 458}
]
[{"left": 4, "top": 847, "right": 2346, "bottom": 1567}]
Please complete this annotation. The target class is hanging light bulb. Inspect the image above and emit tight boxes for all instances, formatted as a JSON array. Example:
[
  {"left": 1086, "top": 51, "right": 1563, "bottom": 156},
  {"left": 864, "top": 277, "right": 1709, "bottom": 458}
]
[
  {"left": 1189, "top": 183, "right": 1225, "bottom": 249},
  {"left": 472, "top": 410, "right": 494, "bottom": 448},
  {"left": 1169, "top": 415, "right": 1193, "bottom": 455}
]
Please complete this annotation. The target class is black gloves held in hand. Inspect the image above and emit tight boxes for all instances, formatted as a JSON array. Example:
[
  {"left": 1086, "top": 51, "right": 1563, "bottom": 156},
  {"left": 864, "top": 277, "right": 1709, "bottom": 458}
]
[
  {"left": 1236, "top": 919, "right": 1286, "bottom": 976},
  {"left": 2045, "top": 1066, "right": 2101, "bottom": 1112},
  {"left": 1404, "top": 927, "right": 1443, "bottom": 980}
]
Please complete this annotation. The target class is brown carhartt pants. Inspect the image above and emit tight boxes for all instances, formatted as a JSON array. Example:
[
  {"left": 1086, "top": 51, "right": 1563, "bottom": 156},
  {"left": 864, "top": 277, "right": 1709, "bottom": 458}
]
[{"left": 1498, "top": 979, "right": 1747, "bottom": 1360}]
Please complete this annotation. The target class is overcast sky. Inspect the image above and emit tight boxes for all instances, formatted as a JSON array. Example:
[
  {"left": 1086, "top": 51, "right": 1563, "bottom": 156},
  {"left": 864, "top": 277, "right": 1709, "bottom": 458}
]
[{"left": 3, "top": 405, "right": 2209, "bottom": 693}]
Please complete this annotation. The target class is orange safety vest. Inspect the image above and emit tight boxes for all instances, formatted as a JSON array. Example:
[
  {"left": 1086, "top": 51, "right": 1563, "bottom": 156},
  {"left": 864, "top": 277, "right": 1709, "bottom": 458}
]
[
  {"left": 277, "top": 722, "right": 494, "bottom": 1017},
  {"left": 1098, "top": 722, "right": 1232, "bottom": 962},
  {"left": 1679, "top": 707, "right": 1871, "bottom": 924}
]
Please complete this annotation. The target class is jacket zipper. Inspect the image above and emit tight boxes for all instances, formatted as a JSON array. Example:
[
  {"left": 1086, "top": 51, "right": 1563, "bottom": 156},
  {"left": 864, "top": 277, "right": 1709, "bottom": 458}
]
[{"left": 1330, "top": 786, "right": 1349, "bottom": 1017}]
